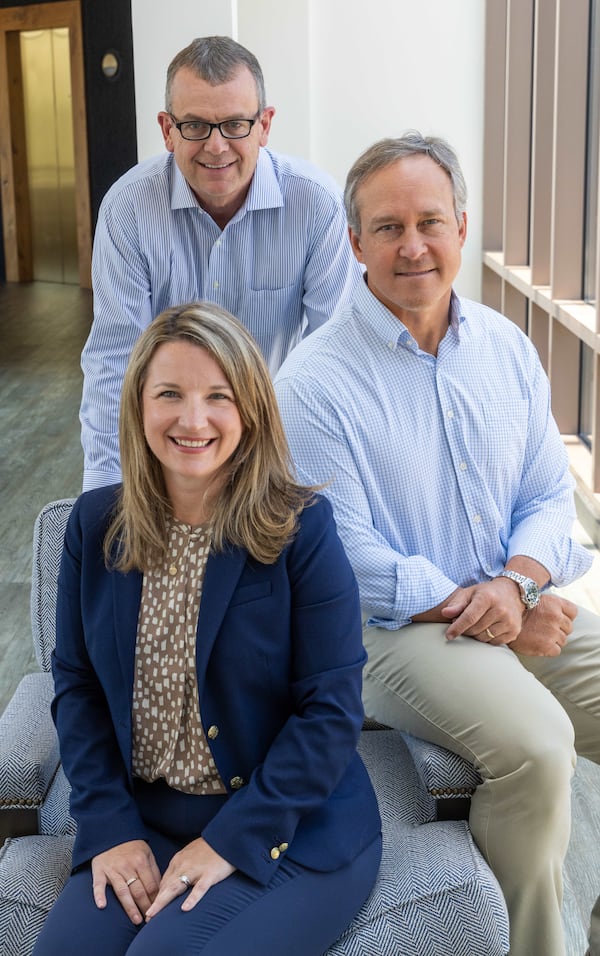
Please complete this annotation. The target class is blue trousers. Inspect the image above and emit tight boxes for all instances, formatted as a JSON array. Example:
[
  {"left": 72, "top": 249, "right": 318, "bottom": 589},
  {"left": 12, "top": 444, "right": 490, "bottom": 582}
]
[{"left": 33, "top": 780, "right": 381, "bottom": 956}]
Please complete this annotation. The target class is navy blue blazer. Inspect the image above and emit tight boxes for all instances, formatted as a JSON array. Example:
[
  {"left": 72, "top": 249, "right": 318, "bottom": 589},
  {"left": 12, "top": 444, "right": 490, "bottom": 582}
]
[{"left": 52, "top": 486, "right": 381, "bottom": 884}]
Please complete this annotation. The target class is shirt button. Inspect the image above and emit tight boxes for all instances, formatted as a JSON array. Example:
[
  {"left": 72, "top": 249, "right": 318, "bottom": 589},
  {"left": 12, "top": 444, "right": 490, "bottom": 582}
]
[
  {"left": 230, "top": 775, "right": 245, "bottom": 790},
  {"left": 213, "top": 280, "right": 220, "bottom": 289},
  {"left": 270, "top": 847, "right": 281, "bottom": 860},
  {"left": 207, "top": 725, "right": 219, "bottom": 740},
  {"left": 447, "top": 410, "right": 455, "bottom": 419},
  {"left": 473, "top": 514, "right": 482, "bottom": 524},
  {"left": 459, "top": 461, "right": 467, "bottom": 471},
  {"left": 168, "top": 564, "right": 177, "bottom": 576}
]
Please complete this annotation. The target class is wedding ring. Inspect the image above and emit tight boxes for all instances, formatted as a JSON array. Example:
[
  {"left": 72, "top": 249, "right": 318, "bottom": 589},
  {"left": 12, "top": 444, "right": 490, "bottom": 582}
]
[
  {"left": 485, "top": 627, "right": 495, "bottom": 640},
  {"left": 126, "top": 877, "right": 138, "bottom": 887},
  {"left": 179, "top": 874, "right": 191, "bottom": 887}
]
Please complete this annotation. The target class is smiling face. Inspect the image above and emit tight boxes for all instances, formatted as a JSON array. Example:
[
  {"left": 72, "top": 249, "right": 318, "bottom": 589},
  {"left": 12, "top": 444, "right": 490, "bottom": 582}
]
[
  {"left": 142, "top": 340, "right": 243, "bottom": 517},
  {"left": 158, "top": 65, "right": 274, "bottom": 226},
  {"left": 349, "top": 154, "right": 467, "bottom": 343}
]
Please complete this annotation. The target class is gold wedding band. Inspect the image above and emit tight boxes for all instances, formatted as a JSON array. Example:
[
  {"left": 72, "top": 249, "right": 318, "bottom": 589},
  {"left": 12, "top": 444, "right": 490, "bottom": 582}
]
[
  {"left": 485, "top": 627, "right": 495, "bottom": 640},
  {"left": 126, "top": 877, "right": 138, "bottom": 887}
]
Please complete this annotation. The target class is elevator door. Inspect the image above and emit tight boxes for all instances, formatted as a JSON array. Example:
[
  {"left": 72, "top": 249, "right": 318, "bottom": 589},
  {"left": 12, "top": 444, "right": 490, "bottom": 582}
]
[{"left": 20, "top": 28, "right": 78, "bottom": 283}]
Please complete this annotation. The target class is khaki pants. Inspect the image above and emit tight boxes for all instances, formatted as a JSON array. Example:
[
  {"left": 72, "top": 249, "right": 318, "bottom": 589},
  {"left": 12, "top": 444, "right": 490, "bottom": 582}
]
[
  {"left": 362, "top": 605, "right": 600, "bottom": 956},
  {"left": 590, "top": 895, "right": 600, "bottom": 955}
]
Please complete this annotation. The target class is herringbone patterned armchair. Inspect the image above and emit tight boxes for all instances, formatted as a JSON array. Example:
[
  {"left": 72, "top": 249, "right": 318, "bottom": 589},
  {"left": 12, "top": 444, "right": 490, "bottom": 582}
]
[{"left": 0, "top": 500, "right": 509, "bottom": 955}]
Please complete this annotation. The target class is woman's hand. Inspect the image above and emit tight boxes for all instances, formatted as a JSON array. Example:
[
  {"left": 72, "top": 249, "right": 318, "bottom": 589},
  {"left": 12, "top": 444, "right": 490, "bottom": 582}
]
[
  {"left": 145, "top": 837, "right": 236, "bottom": 920},
  {"left": 92, "top": 839, "right": 161, "bottom": 924}
]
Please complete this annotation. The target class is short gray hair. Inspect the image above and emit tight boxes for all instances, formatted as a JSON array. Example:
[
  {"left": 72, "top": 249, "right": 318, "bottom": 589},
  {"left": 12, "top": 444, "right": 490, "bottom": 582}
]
[
  {"left": 165, "top": 36, "right": 266, "bottom": 113},
  {"left": 344, "top": 131, "right": 467, "bottom": 233}
]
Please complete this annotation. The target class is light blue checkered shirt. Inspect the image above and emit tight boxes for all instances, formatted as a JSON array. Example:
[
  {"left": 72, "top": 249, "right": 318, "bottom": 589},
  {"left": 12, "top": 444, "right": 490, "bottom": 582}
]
[
  {"left": 275, "top": 278, "right": 592, "bottom": 628},
  {"left": 80, "top": 148, "right": 361, "bottom": 490}
]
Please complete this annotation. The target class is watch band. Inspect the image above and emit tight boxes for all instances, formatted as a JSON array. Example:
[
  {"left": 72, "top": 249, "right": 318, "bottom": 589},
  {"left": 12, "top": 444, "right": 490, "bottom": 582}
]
[{"left": 497, "top": 570, "right": 540, "bottom": 609}]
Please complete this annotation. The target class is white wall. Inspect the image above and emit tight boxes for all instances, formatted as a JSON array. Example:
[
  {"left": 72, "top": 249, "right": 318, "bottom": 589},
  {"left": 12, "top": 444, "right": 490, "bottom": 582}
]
[
  {"left": 131, "top": 0, "right": 236, "bottom": 160},
  {"left": 130, "top": 0, "right": 485, "bottom": 298},
  {"left": 237, "top": 0, "right": 310, "bottom": 159},
  {"left": 308, "top": 0, "right": 485, "bottom": 299}
]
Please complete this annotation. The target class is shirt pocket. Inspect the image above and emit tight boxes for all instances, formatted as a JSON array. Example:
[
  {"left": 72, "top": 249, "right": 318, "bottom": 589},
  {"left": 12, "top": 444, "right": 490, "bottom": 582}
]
[{"left": 480, "top": 398, "right": 528, "bottom": 472}]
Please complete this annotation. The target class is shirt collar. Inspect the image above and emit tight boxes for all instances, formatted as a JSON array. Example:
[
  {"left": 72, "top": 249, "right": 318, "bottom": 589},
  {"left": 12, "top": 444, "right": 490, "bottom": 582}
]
[
  {"left": 243, "top": 148, "right": 284, "bottom": 212},
  {"left": 354, "top": 277, "right": 464, "bottom": 352},
  {"left": 169, "top": 148, "right": 283, "bottom": 215},
  {"left": 448, "top": 291, "right": 464, "bottom": 331},
  {"left": 170, "top": 156, "right": 199, "bottom": 210}
]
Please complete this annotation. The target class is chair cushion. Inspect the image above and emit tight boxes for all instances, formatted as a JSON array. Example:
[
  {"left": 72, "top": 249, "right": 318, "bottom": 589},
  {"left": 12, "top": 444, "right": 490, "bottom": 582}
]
[
  {"left": 324, "top": 731, "right": 509, "bottom": 955},
  {"left": 0, "top": 834, "right": 74, "bottom": 956}
]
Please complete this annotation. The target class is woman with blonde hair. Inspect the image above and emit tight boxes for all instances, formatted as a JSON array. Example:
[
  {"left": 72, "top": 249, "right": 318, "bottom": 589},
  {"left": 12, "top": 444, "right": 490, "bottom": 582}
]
[{"left": 34, "top": 302, "right": 381, "bottom": 956}]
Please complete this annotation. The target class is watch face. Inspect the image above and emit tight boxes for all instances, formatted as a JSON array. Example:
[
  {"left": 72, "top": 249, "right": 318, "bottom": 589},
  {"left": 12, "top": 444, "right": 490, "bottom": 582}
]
[{"left": 523, "top": 580, "right": 540, "bottom": 608}]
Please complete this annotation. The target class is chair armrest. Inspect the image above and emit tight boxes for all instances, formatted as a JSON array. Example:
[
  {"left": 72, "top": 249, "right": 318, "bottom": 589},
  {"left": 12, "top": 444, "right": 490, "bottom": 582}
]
[
  {"left": 400, "top": 732, "right": 482, "bottom": 799},
  {"left": 40, "top": 766, "right": 76, "bottom": 837},
  {"left": 0, "top": 673, "right": 59, "bottom": 810}
]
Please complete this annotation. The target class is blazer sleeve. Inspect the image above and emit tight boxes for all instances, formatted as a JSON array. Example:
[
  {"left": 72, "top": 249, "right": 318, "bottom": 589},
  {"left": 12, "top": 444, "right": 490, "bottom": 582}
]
[
  {"left": 201, "top": 495, "right": 369, "bottom": 884},
  {"left": 51, "top": 492, "right": 148, "bottom": 868}
]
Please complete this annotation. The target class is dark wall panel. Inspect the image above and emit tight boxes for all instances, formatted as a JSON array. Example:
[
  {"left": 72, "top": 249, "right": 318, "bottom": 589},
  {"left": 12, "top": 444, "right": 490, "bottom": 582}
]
[{"left": 80, "top": 0, "right": 137, "bottom": 224}]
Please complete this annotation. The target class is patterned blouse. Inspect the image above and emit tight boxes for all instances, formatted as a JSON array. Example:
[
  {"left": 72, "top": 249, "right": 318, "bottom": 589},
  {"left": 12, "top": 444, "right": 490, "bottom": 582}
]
[{"left": 131, "top": 519, "right": 226, "bottom": 795}]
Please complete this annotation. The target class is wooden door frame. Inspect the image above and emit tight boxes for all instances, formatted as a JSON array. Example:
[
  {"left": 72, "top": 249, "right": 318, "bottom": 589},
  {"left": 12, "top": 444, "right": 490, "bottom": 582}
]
[{"left": 0, "top": 0, "right": 91, "bottom": 286}]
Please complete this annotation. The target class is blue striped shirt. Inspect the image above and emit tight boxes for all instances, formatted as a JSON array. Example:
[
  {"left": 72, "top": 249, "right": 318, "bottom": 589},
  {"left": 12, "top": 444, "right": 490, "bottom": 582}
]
[
  {"left": 80, "top": 148, "right": 361, "bottom": 490},
  {"left": 275, "top": 278, "right": 592, "bottom": 628}
]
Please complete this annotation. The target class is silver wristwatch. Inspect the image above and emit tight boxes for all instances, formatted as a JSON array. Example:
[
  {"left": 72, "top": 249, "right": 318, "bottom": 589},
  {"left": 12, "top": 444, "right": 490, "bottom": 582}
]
[{"left": 497, "top": 570, "right": 540, "bottom": 610}]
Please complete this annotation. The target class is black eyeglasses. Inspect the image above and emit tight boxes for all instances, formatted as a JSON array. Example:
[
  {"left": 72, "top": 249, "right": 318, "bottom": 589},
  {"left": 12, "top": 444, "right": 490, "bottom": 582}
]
[{"left": 169, "top": 113, "right": 260, "bottom": 141}]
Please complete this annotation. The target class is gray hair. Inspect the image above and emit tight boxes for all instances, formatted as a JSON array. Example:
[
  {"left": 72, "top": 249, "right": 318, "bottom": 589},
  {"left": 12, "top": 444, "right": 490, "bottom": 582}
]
[
  {"left": 344, "top": 131, "right": 468, "bottom": 233},
  {"left": 165, "top": 36, "right": 266, "bottom": 113}
]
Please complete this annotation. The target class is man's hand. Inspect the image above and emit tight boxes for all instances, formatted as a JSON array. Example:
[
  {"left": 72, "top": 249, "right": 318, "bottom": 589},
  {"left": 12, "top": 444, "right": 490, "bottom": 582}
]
[
  {"left": 510, "top": 593, "right": 577, "bottom": 656},
  {"left": 145, "top": 837, "right": 235, "bottom": 920},
  {"left": 92, "top": 839, "right": 161, "bottom": 924},
  {"left": 441, "top": 578, "right": 526, "bottom": 645}
]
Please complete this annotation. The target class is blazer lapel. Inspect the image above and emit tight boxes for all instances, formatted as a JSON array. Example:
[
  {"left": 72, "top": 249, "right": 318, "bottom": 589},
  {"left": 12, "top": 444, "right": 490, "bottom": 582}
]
[
  {"left": 112, "top": 568, "right": 143, "bottom": 704},
  {"left": 195, "top": 545, "right": 247, "bottom": 686}
]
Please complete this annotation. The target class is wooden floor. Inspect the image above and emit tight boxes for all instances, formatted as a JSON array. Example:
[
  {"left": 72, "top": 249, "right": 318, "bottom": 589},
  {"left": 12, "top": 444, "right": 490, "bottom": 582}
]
[
  {"left": 0, "top": 280, "right": 599, "bottom": 954},
  {"left": 0, "top": 280, "right": 91, "bottom": 712}
]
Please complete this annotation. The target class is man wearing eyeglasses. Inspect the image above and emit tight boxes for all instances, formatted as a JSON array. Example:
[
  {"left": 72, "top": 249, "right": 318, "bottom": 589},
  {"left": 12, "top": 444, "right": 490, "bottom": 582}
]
[{"left": 80, "top": 35, "right": 361, "bottom": 490}]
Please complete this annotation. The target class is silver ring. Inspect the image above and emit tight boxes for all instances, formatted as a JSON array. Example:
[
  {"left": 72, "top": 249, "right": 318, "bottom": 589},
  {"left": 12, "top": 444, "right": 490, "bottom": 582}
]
[
  {"left": 126, "top": 877, "right": 138, "bottom": 887},
  {"left": 485, "top": 627, "right": 495, "bottom": 640},
  {"left": 179, "top": 874, "right": 191, "bottom": 887}
]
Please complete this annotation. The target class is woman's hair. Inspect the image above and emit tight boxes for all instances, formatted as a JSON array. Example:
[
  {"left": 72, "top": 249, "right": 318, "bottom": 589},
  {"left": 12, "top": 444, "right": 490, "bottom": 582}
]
[
  {"left": 165, "top": 35, "right": 267, "bottom": 113},
  {"left": 104, "top": 302, "right": 312, "bottom": 570},
  {"left": 344, "top": 130, "right": 467, "bottom": 233}
]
